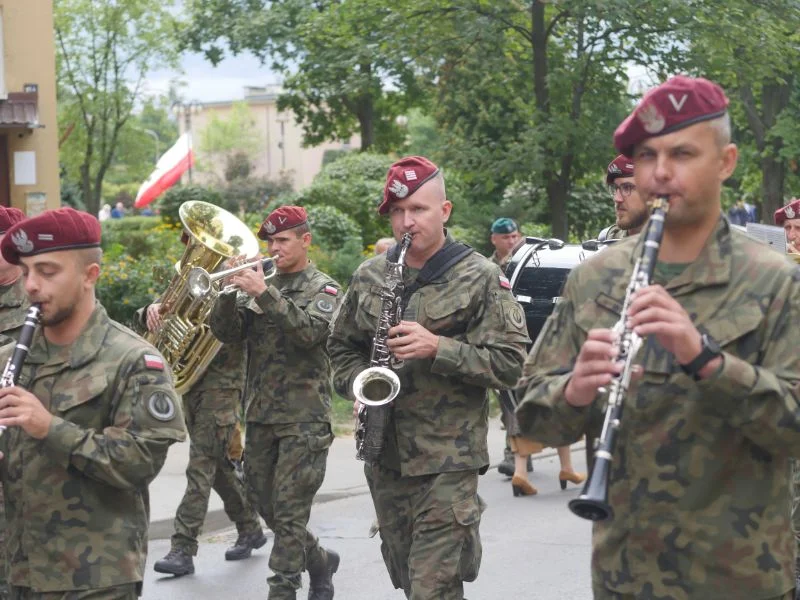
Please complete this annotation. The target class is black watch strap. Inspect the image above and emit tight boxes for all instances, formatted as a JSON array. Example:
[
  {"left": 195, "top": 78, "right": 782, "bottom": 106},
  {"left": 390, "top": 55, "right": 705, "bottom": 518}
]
[{"left": 679, "top": 334, "right": 721, "bottom": 380}]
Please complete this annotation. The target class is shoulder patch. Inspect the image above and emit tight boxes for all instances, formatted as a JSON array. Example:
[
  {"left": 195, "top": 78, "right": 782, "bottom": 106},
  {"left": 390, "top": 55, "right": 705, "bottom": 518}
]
[
  {"left": 322, "top": 285, "right": 338, "bottom": 296},
  {"left": 143, "top": 354, "right": 165, "bottom": 370},
  {"left": 316, "top": 298, "right": 335, "bottom": 313},
  {"left": 499, "top": 275, "right": 511, "bottom": 290},
  {"left": 147, "top": 391, "right": 177, "bottom": 421}
]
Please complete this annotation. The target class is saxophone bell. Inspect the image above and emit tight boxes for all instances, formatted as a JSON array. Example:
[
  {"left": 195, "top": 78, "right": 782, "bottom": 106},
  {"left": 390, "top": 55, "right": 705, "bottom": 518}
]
[{"left": 353, "top": 366, "right": 401, "bottom": 407}]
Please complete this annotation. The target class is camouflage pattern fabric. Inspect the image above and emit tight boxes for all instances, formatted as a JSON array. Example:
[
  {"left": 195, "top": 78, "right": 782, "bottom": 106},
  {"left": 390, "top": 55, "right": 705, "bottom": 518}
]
[
  {"left": 328, "top": 235, "right": 530, "bottom": 476},
  {"left": 599, "top": 224, "right": 629, "bottom": 241},
  {"left": 8, "top": 582, "right": 138, "bottom": 599},
  {"left": 209, "top": 264, "right": 342, "bottom": 425},
  {"left": 0, "top": 279, "right": 30, "bottom": 600},
  {"left": 488, "top": 250, "right": 512, "bottom": 270},
  {"left": 209, "top": 263, "right": 341, "bottom": 598},
  {"left": 228, "top": 421, "right": 244, "bottom": 461},
  {"left": 365, "top": 465, "right": 485, "bottom": 599},
  {"left": 244, "top": 423, "right": 332, "bottom": 598},
  {"left": 0, "top": 304, "right": 186, "bottom": 593},
  {"left": 516, "top": 217, "right": 800, "bottom": 600},
  {"left": 328, "top": 234, "right": 528, "bottom": 595},
  {"left": 593, "top": 590, "right": 794, "bottom": 600},
  {"left": 794, "top": 460, "right": 800, "bottom": 568},
  {"left": 171, "top": 388, "right": 261, "bottom": 556}
]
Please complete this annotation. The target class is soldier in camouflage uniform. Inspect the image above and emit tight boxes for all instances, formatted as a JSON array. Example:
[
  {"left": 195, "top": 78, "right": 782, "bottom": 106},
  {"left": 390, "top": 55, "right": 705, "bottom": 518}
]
[
  {"left": 210, "top": 205, "right": 342, "bottom": 600},
  {"left": 0, "top": 207, "right": 26, "bottom": 600},
  {"left": 139, "top": 287, "right": 265, "bottom": 575},
  {"left": 0, "top": 207, "right": 186, "bottom": 599},
  {"left": 328, "top": 156, "right": 529, "bottom": 599},
  {"left": 597, "top": 155, "right": 648, "bottom": 242},
  {"left": 517, "top": 76, "right": 800, "bottom": 600}
]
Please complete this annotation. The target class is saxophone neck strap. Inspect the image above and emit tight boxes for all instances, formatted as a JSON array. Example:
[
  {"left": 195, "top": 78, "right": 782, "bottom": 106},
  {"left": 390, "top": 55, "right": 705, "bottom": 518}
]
[{"left": 401, "top": 239, "right": 473, "bottom": 309}]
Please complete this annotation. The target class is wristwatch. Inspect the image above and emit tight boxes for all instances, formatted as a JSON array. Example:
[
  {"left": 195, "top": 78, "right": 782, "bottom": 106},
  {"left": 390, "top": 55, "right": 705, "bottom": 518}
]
[{"left": 679, "top": 333, "right": 722, "bottom": 380}]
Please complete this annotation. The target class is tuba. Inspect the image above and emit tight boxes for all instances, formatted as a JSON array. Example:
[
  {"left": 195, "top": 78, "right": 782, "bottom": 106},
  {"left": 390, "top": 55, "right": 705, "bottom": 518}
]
[{"left": 145, "top": 201, "right": 261, "bottom": 394}]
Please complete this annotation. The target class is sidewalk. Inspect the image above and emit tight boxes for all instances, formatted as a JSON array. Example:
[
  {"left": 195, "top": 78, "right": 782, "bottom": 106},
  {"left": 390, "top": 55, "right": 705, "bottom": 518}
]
[{"left": 148, "top": 416, "right": 582, "bottom": 539}]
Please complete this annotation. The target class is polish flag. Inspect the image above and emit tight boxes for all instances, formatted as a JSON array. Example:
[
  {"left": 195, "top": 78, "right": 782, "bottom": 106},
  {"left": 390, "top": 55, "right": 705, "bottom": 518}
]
[{"left": 134, "top": 133, "right": 195, "bottom": 208}]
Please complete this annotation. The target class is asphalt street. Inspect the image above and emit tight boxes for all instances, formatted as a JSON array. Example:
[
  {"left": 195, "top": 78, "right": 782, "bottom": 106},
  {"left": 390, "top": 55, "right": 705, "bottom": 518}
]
[{"left": 143, "top": 448, "right": 593, "bottom": 600}]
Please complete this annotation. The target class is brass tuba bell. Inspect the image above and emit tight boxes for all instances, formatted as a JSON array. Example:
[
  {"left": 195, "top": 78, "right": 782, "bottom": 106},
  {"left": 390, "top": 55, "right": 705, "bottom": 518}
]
[{"left": 145, "top": 201, "right": 261, "bottom": 394}]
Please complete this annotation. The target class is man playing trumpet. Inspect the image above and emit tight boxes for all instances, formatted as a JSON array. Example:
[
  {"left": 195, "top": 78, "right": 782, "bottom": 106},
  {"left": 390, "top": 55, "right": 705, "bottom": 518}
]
[{"left": 775, "top": 197, "right": 800, "bottom": 255}]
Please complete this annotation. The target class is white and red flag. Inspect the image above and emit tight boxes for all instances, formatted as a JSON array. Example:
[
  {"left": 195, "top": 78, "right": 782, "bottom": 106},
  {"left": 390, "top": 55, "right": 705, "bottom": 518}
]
[{"left": 134, "top": 133, "right": 195, "bottom": 208}]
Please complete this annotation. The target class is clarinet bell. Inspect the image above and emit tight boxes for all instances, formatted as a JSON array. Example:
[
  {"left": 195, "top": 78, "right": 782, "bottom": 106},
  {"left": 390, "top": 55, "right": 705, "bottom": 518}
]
[{"left": 568, "top": 455, "right": 614, "bottom": 521}]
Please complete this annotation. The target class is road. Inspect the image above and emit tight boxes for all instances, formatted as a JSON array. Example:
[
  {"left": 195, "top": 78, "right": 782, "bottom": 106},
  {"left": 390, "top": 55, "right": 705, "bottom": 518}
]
[{"left": 143, "top": 449, "right": 593, "bottom": 600}]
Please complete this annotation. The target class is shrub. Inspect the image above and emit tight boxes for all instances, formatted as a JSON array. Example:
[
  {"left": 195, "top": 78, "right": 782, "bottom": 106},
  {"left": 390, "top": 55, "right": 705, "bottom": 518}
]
[{"left": 306, "top": 205, "right": 363, "bottom": 249}]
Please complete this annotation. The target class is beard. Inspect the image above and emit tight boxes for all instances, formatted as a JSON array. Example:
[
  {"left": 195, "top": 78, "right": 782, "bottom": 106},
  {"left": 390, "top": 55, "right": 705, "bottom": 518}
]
[{"left": 40, "top": 303, "right": 74, "bottom": 327}]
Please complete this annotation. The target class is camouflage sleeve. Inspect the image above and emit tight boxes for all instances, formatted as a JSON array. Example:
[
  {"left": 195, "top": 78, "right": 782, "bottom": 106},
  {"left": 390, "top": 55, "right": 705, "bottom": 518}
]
[
  {"left": 327, "top": 285, "right": 370, "bottom": 400},
  {"left": 430, "top": 265, "right": 529, "bottom": 389},
  {"left": 132, "top": 304, "right": 149, "bottom": 335},
  {"left": 698, "top": 273, "right": 800, "bottom": 454},
  {"left": 41, "top": 349, "right": 186, "bottom": 490},
  {"left": 514, "top": 273, "right": 598, "bottom": 447},
  {"left": 209, "top": 291, "right": 250, "bottom": 343},
  {"left": 253, "top": 282, "right": 342, "bottom": 348}
]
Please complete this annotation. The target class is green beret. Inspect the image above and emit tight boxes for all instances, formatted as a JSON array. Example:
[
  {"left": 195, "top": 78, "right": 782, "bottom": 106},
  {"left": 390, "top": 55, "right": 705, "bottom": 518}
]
[{"left": 491, "top": 218, "right": 518, "bottom": 234}]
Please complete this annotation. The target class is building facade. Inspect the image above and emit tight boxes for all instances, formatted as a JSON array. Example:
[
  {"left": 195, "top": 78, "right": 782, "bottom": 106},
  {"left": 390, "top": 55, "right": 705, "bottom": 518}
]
[
  {"left": 177, "top": 85, "right": 359, "bottom": 191},
  {"left": 0, "top": 1, "right": 60, "bottom": 213}
]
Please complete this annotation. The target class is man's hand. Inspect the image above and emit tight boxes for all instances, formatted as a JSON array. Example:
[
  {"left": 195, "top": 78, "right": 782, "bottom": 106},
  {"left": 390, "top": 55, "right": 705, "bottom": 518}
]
[
  {"left": 564, "top": 329, "right": 621, "bottom": 407},
  {"left": 146, "top": 303, "right": 162, "bottom": 332},
  {"left": 0, "top": 386, "right": 53, "bottom": 439},
  {"left": 386, "top": 321, "right": 439, "bottom": 360},
  {"left": 628, "top": 284, "right": 721, "bottom": 377},
  {"left": 229, "top": 254, "right": 268, "bottom": 298}
]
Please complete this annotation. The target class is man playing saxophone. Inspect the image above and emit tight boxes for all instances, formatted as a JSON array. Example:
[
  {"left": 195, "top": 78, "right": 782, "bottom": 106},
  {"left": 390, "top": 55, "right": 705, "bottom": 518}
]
[
  {"left": 327, "top": 156, "right": 529, "bottom": 599},
  {"left": 516, "top": 76, "right": 800, "bottom": 600},
  {"left": 210, "top": 206, "right": 341, "bottom": 600}
]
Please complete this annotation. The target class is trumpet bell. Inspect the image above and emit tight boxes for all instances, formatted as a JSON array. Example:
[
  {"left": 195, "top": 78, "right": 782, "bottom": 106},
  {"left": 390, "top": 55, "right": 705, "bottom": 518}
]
[{"left": 353, "top": 366, "right": 401, "bottom": 407}]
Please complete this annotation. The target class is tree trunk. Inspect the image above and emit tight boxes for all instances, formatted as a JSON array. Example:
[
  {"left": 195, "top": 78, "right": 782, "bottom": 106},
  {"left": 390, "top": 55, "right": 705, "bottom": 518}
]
[
  {"left": 80, "top": 163, "right": 93, "bottom": 214},
  {"left": 357, "top": 63, "right": 375, "bottom": 151},
  {"left": 760, "top": 151, "right": 785, "bottom": 221}
]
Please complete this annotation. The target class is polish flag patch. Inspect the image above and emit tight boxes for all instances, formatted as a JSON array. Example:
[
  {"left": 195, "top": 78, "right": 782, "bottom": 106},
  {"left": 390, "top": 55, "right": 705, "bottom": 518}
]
[
  {"left": 323, "top": 285, "right": 338, "bottom": 296},
  {"left": 499, "top": 275, "right": 511, "bottom": 290},
  {"left": 144, "top": 354, "right": 165, "bottom": 370}
]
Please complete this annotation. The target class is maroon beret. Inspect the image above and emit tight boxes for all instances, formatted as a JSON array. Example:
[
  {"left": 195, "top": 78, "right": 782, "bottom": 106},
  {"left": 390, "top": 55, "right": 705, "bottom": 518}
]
[
  {"left": 378, "top": 156, "right": 440, "bottom": 215},
  {"left": 606, "top": 154, "right": 635, "bottom": 185},
  {"left": 0, "top": 207, "right": 101, "bottom": 265},
  {"left": 614, "top": 75, "right": 729, "bottom": 156},
  {"left": 775, "top": 198, "right": 800, "bottom": 226},
  {"left": 0, "top": 206, "right": 25, "bottom": 234},
  {"left": 258, "top": 205, "right": 308, "bottom": 239}
]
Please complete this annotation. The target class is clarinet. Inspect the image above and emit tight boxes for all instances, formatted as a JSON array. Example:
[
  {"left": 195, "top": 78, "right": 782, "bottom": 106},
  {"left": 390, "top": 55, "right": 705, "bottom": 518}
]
[
  {"left": 0, "top": 304, "right": 42, "bottom": 437},
  {"left": 568, "top": 197, "right": 669, "bottom": 521}
]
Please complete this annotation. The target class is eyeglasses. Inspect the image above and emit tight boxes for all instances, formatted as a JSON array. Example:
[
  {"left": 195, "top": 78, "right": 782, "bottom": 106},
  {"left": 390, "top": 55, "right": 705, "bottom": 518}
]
[{"left": 608, "top": 183, "right": 637, "bottom": 198}]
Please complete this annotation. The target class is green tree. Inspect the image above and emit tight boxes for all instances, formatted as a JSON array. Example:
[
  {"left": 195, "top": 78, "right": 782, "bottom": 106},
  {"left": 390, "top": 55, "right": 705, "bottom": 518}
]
[
  {"left": 182, "top": 0, "right": 422, "bottom": 151},
  {"left": 55, "top": 0, "right": 181, "bottom": 217}
]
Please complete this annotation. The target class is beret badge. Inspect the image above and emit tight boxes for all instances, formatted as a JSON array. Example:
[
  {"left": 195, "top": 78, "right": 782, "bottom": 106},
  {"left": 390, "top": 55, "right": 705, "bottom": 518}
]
[
  {"left": 265, "top": 220, "right": 277, "bottom": 234},
  {"left": 11, "top": 229, "right": 33, "bottom": 254},
  {"left": 637, "top": 102, "right": 666, "bottom": 134},
  {"left": 787, "top": 205, "right": 796, "bottom": 219},
  {"left": 389, "top": 180, "right": 409, "bottom": 199}
]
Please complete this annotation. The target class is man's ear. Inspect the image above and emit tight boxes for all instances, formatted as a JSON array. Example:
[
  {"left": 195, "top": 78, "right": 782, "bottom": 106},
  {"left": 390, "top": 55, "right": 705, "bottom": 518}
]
[
  {"left": 442, "top": 200, "right": 453, "bottom": 224},
  {"left": 84, "top": 262, "right": 101, "bottom": 286},
  {"left": 301, "top": 231, "right": 312, "bottom": 248}
]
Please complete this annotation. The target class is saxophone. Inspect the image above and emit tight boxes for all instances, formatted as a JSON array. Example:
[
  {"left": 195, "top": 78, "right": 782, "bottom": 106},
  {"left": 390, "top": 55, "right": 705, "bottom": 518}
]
[{"left": 353, "top": 233, "right": 412, "bottom": 462}]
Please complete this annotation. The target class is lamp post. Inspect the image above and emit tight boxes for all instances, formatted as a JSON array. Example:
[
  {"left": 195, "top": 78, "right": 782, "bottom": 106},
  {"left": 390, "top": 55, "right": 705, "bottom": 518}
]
[
  {"left": 143, "top": 129, "right": 160, "bottom": 165},
  {"left": 276, "top": 112, "right": 289, "bottom": 171},
  {"left": 172, "top": 101, "right": 202, "bottom": 183}
]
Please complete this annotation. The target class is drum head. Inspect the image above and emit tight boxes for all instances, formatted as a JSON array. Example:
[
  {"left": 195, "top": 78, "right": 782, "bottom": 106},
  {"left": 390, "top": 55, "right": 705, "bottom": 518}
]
[{"left": 505, "top": 242, "right": 594, "bottom": 343}]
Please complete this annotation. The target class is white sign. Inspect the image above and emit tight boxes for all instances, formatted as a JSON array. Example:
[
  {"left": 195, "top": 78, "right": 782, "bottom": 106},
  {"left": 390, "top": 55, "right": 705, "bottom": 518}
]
[
  {"left": 745, "top": 222, "right": 787, "bottom": 254},
  {"left": 13, "top": 151, "right": 36, "bottom": 186}
]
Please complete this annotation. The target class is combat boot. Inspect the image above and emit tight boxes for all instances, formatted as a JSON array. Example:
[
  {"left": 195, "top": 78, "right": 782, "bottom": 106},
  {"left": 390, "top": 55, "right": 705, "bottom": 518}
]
[
  {"left": 307, "top": 547, "right": 339, "bottom": 600},
  {"left": 225, "top": 530, "right": 268, "bottom": 561},
  {"left": 497, "top": 447, "right": 514, "bottom": 476},
  {"left": 153, "top": 548, "right": 195, "bottom": 576}
]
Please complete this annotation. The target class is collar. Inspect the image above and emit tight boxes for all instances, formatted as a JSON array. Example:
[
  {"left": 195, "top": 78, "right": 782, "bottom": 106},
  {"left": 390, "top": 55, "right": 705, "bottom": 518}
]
[{"left": 27, "top": 302, "right": 111, "bottom": 368}]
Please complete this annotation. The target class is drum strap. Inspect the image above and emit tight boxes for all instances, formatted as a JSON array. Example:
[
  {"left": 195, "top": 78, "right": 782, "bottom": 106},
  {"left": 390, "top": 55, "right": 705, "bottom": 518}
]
[{"left": 389, "top": 238, "right": 473, "bottom": 311}]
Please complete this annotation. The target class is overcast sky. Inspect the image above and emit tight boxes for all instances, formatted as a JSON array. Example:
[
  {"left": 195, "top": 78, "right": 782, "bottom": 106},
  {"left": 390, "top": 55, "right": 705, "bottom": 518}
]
[{"left": 144, "top": 51, "right": 279, "bottom": 103}]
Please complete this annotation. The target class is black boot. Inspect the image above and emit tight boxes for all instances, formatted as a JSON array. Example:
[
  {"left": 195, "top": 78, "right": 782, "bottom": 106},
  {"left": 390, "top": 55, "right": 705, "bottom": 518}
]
[
  {"left": 498, "top": 447, "right": 514, "bottom": 477},
  {"left": 307, "top": 547, "right": 339, "bottom": 600},
  {"left": 153, "top": 548, "right": 195, "bottom": 576},
  {"left": 225, "top": 530, "right": 268, "bottom": 561},
  {"left": 527, "top": 455, "right": 534, "bottom": 473}
]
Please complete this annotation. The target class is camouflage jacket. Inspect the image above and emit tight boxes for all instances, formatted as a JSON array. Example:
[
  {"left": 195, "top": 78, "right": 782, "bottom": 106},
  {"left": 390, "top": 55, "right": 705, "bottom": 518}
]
[
  {"left": 209, "top": 263, "right": 341, "bottom": 424},
  {"left": 488, "top": 250, "right": 512, "bottom": 270},
  {"left": 516, "top": 217, "right": 800, "bottom": 600},
  {"left": 0, "top": 303, "right": 185, "bottom": 592},
  {"left": 598, "top": 224, "right": 629, "bottom": 241},
  {"left": 328, "top": 236, "right": 530, "bottom": 476},
  {"left": 0, "top": 277, "right": 29, "bottom": 347}
]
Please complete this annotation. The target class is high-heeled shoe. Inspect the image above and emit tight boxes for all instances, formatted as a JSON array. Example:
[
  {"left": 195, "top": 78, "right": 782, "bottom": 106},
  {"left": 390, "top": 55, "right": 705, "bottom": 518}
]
[
  {"left": 511, "top": 474, "right": 538, "bottom": 497},
  {"left": 559, "top": 470, "right": 586, "bottom": 490}
]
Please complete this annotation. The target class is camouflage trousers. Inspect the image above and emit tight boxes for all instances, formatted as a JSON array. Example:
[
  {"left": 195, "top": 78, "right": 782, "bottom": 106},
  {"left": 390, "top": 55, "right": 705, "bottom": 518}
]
[
  {"left": 8, "top": 583, "right": 137, "bottom": 599},
  {"left": 172, "top": 390, "right": 261, "bottom": 555},
  {"left": 593, "top": 589, "right": 794, "bottom": 600},
  {"left": 365, "top": 465, "right": 486, "bottom": 600},
  {"left": 0, "top": 483, "right": 5, "bottom": 600},
  {"left": 245, "top": 422, "right": 332, "bottom": 600},
  {"left": 792, "top": 459, "right": 800, "bottom": 561}
]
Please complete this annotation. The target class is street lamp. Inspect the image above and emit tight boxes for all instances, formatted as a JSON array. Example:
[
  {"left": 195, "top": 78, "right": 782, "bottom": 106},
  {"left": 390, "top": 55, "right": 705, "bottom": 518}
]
[
  {"left": 172, "top": 100, "right": 202, "bottom": 183},
  {"left": 276, "top": 112, "right": 289, "bottom": 171},
  {"left": 143, "top": 129, "right": 160, "bottom": 165}
]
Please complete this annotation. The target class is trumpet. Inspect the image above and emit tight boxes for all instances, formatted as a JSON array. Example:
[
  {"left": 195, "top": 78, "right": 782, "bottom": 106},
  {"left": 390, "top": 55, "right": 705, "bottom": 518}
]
[{"left": 187, "top": 256, "right": 276, "bottom": 298}]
